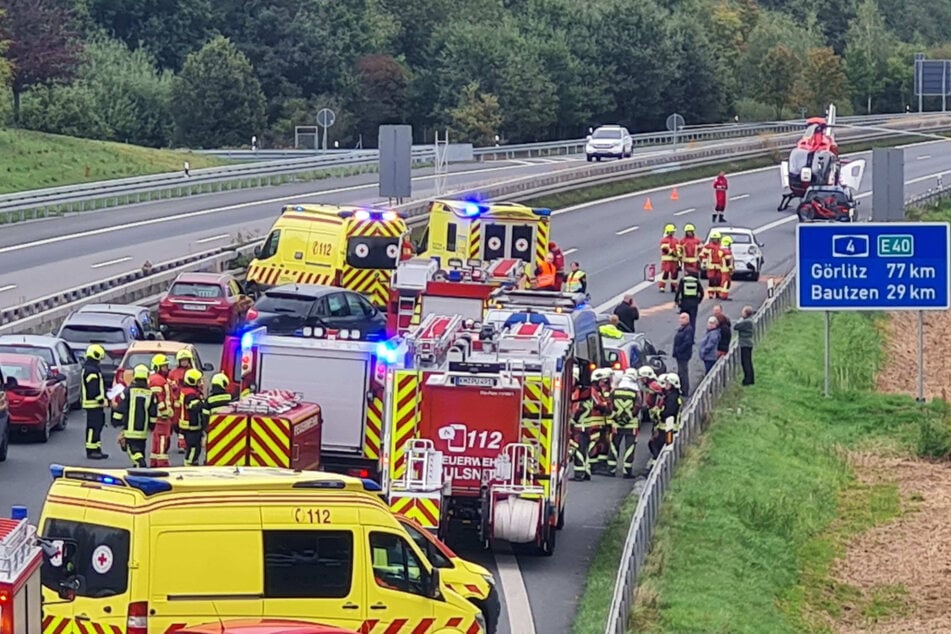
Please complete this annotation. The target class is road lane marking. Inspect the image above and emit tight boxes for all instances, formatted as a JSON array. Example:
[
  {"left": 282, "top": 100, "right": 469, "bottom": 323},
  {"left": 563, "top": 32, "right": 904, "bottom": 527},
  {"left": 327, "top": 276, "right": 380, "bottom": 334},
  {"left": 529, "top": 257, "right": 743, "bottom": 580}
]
[
  {"left": 918, "top": 155, "right": 931, "bottom": 160},
  {"left": 0, "top": 284, "right": 15, "bottom": 293},
  {"left": 91, "top": 256, "right": 132, "bottom": 269},
  {"left": 674, "top": 208, "right": 696, "bottom": 216},
  {"left": 563, "top": 248, "right": 578, "bottom": 255},
  {"left": 729, "top": 194, "right": 749, "bottom": 201},
  {"left": 195, "top": 233, "right": 230, "bottom": 244},
  {"left": 616, "top": 225, "right": 640, "bottom": 235},
  {"left": 494, "top": 545, "right": 536, "bottom": 634}
]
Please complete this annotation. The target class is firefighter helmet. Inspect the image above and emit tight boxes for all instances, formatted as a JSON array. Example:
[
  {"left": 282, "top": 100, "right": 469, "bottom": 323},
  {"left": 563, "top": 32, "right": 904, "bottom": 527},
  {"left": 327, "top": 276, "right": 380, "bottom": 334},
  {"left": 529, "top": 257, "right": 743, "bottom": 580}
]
[
  {"left": 722, "top": 236, "right": 733, "bottom": 248},
  {"left": 710, "top": 230, "right": 722, "bottom": 241},
  {"left": 664, "top": 373, "right": 682, "bottom": 390},
  {"left": 133, "top": 364, "right": 149, "bottom": 381},
  {"left": 664, "top": 223, "right": 676, "bottom": 235},
  {"left": 684, "top": 223, "right": 696, "bottom": 233},
  {"left": 637, "top": 366, "right": 656, "bottom": 380},
  {"left": 85, "top": 344, "right": 106, "bottom": 361},
  {"left": 591, "top": 368, "right": 613, "bottom": 382},
  {"left": 184, "top": 368, "right": 203, "bottom": 387},
  {"left": 211, "top": 373, "right": 230, "bottom": 390},
  {"left": 151, "top": 354, "right": 169, "bottom": 370},
  {"left": 176, "top": 349, "right": 194, "bottom": 363},
  {"left": 623, "top": 367, "right": 640, "bottom": 379}
]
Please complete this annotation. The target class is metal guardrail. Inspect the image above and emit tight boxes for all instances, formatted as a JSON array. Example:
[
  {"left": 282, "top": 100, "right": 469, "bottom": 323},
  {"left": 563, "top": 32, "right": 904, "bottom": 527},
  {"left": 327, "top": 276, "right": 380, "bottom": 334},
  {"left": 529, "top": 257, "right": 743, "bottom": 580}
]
[
  {"left": 905, "top": 180, "right": 951, "bottom": 209},
  {"left": 604, "top": 272, "right": 798, "bottom": 634}
]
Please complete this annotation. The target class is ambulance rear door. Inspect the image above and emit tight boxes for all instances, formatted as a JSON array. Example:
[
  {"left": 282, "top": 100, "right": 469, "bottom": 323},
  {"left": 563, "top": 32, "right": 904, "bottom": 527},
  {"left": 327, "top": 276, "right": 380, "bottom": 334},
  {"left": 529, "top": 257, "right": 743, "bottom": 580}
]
[
  {"left": 481, "top": 222, "right": 536, "bottom": 263},
  {"left": 254, "top": 344, "right": 370, "bottom": 456}
]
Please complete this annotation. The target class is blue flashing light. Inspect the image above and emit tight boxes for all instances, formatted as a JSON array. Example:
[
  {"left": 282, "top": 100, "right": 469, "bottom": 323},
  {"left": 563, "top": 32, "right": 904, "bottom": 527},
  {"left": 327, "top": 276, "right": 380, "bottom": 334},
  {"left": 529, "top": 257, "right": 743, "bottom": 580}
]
[
  {"left": 240, "top": 331, "right": 254, "bottom": 351},
  {"left": 294, "top": 206, "right": 305, "bottom": 212},
  {"left": 355, "top": 210, "right": 371, "bottom": 221},
  {"left": 362, "top": 478, "right": 382, "bottom": 492},
  {"left": 464, "top": 203, "right": 483, "bottom": 217},
  {"left": 447, "top": 269, "right": 462, "bottom": 282},
  {"left": 382, "top": 211, "right": 397, "bottom": 221},
  {"left": 376, "top": 341, "right": 400, "bottom": 365},
  {"left": 11, "top": 505, "right": 27, "bottom": 520},
  {"left": 532, "top": 207, "right": 552, "bottom": 217},
  {"left": 50, "top": 464, "right": 65, "bottom": 480},
  {"left": 125, "top": 476, "right": 173, "bottom": 497}
]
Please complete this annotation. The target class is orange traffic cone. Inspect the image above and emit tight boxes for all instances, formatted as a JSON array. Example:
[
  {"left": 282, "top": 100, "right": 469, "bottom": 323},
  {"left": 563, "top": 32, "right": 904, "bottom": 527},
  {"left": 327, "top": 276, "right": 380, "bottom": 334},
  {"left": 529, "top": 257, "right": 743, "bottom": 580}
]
[
  {"left": 643, "top": 198, "right": 653, "bottom": 211},
  {"left": 670, "top": 188, "right": 679, "bottom": 201}
]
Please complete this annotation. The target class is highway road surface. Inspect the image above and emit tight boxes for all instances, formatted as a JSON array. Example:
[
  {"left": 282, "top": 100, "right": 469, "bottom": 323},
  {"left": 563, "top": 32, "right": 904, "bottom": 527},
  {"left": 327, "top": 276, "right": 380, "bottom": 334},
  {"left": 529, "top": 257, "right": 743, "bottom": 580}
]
[{"left": 1, "top": 138, "right": 950, "bottom": 634}]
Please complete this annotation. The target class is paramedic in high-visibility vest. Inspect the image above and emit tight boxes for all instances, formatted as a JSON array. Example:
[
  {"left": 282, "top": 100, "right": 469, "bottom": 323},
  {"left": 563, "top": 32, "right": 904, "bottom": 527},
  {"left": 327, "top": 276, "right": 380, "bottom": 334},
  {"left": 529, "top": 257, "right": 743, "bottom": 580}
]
[
  {"left": 564, "top": 261, "right": 587, "bottom": 294},
  {"left": 533, "top": 252, "right": 559, "bottom": 290}
]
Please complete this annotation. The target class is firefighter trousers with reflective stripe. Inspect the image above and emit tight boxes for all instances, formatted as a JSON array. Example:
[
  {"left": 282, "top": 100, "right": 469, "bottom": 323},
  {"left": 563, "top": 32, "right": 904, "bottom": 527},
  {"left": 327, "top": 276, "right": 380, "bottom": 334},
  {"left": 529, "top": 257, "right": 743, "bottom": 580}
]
[
  {"left": 183, "top": 430, "right": 203, "bottom": 466},
  {"left": 570, "top": 427, "right": 591, "bottom": 479},
  {"left": 150, "top": 418, "right": 172, "bottom": 467},
  {"left": 85, "top": 408, "right": 105, "bottom": 452},
  {"left": 608, "top": 426, "right": 637, "bottom": 475},
  {"left": 649, "top": 428, "right": 677, "bottom": 460},
  {"left": 126, "top": 439, "right": 147, "bottom": 468}
]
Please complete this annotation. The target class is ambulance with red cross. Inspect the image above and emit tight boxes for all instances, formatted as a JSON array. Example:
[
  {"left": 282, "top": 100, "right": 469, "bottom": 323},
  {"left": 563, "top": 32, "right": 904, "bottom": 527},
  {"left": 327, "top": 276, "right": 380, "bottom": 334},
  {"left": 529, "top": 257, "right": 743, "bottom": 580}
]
[{"left": 375, "top": 313, "right": 576, "bottom": 556}]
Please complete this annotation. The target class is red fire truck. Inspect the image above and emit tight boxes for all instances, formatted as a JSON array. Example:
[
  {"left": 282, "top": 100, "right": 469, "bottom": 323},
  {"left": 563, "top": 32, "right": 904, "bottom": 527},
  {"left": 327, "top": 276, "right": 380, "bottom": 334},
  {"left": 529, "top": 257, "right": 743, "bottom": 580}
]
[
  {"left": 0, "top": 507, "right": 42, "bottom": 634},
  {"left": 376, "top": 313, "right": 575, "bottom": 556},
  {"left": 387, "top": 257, "right": 528, "bottom": 336},
  {"left": 220, "top": 327, "right": 385, "bottom": 479}
]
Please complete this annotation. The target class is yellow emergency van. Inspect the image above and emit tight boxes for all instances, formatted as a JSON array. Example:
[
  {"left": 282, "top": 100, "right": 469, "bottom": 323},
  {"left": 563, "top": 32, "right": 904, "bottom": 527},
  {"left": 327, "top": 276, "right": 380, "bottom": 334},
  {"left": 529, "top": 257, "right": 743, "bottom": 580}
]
[
  {"left": 417, "top": 200, "right": 551, "bottom": 270},
  {"left": 246, "top": 204, "right": 410, "bottom": 307},
  {"left": 38, "top": 466, "right": 486, "bottom": 634}
]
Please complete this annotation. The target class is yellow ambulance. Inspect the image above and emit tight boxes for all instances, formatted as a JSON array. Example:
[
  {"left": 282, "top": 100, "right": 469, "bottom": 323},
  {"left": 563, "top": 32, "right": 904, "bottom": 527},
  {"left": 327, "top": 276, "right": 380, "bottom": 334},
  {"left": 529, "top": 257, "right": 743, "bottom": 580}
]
[
  {"left": 38, "top": 466, "right": 485, "bottom": 634},
  {"left": 417, "top": 200, "right": 551, "bottom": 270},
  {"left": 246, "top": 204, "right": 410, "bottom": 307}
]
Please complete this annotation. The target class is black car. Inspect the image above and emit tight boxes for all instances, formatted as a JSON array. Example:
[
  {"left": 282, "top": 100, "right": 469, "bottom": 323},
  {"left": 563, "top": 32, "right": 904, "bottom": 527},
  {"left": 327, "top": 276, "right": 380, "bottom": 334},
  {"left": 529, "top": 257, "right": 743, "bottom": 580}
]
[
  {"left": 244, "top": 284, "right": 387, "bottom": 340},
  {"left": 596, "top": 314, "right": 668, "bottom": 374},
  {"left": 797, "top": 185, "right": 858, "bottom": 223},
  {"left": 76, "top": 303, "right": 164, "bottom": 340}
]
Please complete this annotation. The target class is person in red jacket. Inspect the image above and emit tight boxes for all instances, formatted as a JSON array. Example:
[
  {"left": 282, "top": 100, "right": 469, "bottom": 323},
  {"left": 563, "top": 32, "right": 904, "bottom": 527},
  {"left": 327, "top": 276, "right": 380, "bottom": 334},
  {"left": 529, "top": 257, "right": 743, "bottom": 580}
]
[
  {"left": 713, "top": 171, "right": 728, "bottom": 223},
  {"left": 548, "top": 241, "right": 566, "bottom": 287}
]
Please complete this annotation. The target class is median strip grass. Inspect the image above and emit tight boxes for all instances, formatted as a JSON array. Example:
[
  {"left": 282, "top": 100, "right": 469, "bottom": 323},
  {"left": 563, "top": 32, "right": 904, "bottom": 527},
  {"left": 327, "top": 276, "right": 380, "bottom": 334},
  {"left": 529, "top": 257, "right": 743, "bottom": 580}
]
[{"left": 626, "top": 309, "right": 951, "bottom": 633}]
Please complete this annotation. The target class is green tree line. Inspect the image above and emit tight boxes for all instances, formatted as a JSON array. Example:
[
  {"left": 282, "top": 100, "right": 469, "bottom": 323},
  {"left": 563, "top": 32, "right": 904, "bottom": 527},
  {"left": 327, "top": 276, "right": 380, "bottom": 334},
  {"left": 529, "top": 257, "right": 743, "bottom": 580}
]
[{"left": 0, "top": 0, "right": 947, "bottom": 149}]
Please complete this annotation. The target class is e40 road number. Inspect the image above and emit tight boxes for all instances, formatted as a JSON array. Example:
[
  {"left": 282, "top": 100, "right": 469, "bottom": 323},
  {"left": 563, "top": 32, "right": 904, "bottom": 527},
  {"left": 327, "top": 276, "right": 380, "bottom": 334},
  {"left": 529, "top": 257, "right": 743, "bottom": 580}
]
[{"left": 294, "top": 508, "right": 332, "bottom": 524}]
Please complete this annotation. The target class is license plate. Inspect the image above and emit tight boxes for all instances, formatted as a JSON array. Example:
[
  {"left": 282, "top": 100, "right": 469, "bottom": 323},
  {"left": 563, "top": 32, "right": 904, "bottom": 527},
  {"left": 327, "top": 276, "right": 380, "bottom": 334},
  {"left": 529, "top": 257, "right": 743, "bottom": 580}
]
[
  {"left": 183, "top": 304, "right": 207, "bottom": 311},
  {"left": 454, "top": 376, "right": 496, "bottom": 387}
]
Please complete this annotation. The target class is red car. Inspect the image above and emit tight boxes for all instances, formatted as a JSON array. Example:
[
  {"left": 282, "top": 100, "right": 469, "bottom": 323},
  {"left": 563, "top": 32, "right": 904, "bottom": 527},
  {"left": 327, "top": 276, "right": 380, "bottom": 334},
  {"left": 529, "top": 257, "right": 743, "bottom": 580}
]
[
  {"left": 174, "top": 620, "right": 357, "bottom": 634},
  {"left": 0, "top": 353, "right": 68, "bottom": 442},
  {"left": 158, "top": 272, "right": 248, "bottom": 336}
]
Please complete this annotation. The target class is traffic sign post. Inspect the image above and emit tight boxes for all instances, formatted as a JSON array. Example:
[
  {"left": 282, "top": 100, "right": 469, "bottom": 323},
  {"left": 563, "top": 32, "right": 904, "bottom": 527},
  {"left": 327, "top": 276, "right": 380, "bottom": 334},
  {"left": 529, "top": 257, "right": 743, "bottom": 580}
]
[
  {"left": 666, "top": 113, "right": 685, "bottom": 148},
  {"left": 316, "top": 108, "right": 336, "bottom": 151},
  {"left": 797, "top": 222, "right": 951, "bottom": 400}
]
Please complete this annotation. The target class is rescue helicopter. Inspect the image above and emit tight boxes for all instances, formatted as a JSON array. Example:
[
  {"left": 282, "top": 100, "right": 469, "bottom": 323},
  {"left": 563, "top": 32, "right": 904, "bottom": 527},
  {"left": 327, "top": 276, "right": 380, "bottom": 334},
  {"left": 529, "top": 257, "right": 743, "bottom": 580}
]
[{"left": 777, "top": 103, "right": 866, "bottom": 211}]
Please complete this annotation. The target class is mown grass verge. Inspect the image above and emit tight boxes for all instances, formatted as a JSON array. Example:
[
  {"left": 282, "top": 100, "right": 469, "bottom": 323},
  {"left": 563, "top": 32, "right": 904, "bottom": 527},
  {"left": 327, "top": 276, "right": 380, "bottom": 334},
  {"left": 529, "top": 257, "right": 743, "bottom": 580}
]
[
  {"left": 625, "top": 309, "right": 951, "bottom": 633},
  {"left": 522, "top": 134, "right": 950, "bottom": 211},
  {"left": 0, "top": 128, "right": 228, "bottom": 193}
]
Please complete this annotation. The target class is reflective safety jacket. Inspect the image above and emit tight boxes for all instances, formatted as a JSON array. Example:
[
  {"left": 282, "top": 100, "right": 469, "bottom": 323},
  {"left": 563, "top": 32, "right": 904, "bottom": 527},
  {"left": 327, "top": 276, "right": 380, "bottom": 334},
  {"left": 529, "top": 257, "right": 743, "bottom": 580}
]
[
  {"left": 660, "top": 387, "right": 683, "bottom": 432},
  {"left": 678, "top": 275, "right": 702, "bottom": 301},
  {"left": 565, "top": 269, "right": 587, "bottom": 293},
  {"left": 660, "top": 236, "right": 680, "bottom": 262},
  {"left": 719, "top": 247, "right": 734, "bottom": 273},
  {"left": 680, "top": 236, "right": 703, "bottom": 266},
  {"left": 701, "top": 242, "right": 723, "bottom": 269},
  {"left": 81, "top": 360, "right": 106, "bottom": 410},
  {"left": 599, "top": 324, "right": 624, "bottom": 339},
  {"left": 179, "top": 386, "right": 205, "bottom": 432},
  {"left": 202, "top": 385, "right": 235, "bottom": 418},
  {"left": 112, "top": 380, "right": 157, "bottom": 440},
  {"left": 168, "top": 366, "right": 188, "bottom": 419},
  {"left": 611, "top": 381, "right": 639, "bottom": 429},
  {"left": 148, "top": 373, "right": 173, "bottom": 420}
]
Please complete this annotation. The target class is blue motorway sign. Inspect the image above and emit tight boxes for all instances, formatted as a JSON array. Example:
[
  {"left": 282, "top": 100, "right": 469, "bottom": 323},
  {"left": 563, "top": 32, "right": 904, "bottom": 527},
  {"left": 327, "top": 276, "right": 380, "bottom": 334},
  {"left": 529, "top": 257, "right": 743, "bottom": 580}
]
[{"left": 796, "top": 223, "right": 951, "bottom": 311}]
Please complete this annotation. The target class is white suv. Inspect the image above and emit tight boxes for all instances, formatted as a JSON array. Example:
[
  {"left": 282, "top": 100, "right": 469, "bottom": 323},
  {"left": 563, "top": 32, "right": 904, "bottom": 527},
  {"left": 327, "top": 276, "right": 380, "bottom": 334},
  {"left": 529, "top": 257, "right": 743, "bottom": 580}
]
[{"left": 585, "top": 125, "right": 633, "bottom": 161}]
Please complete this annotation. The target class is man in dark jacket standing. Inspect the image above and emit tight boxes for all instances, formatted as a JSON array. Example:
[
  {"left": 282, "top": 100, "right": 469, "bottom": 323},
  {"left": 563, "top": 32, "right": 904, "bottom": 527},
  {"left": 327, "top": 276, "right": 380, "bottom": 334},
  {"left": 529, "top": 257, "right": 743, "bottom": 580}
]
[
  {"left": 613, "top": 295, "right": 640, "bottom": 332},
  {"left": 712, "top": 304, "right": 731, "bottom": 358},
  {"left": 734, "top": 305, "right": 755, "bottom": 385},
  {"left": 672, "top": 312, "right": 694, "bottom": 397}
]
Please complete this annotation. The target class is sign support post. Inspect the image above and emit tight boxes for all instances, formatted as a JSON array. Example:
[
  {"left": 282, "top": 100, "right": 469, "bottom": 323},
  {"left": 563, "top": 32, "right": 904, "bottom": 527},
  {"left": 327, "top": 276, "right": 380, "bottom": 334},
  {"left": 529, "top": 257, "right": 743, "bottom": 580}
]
[
  {"left": 917, "top": 310, "right": 925, "bottom": 403},
  {"left": 824, "top": 311, "right": 831, "bottom": 398}
]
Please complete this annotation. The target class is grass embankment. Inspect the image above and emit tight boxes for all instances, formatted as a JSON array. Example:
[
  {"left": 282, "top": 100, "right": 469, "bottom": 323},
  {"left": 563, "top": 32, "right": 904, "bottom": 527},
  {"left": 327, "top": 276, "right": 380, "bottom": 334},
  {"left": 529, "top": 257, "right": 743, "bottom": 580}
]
[
  {"left": 522, "top": 133, "right": 950, "bottom": 211},
  {"left": 0, "top": 128, "right": 228, "bottom": 194},
  {"left": 625, "top": 310, "right": 951, "bottom": 633}
]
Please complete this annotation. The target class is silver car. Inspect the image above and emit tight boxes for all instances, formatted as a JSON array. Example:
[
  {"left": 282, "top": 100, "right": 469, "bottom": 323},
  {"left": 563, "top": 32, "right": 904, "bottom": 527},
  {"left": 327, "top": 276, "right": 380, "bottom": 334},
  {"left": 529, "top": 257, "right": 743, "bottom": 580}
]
[
  {"left": 0, "top": 335, "right": 82, "bottom": 409},
  {"left": 700, "top": 226, "right": 765, "bottom": 282}
]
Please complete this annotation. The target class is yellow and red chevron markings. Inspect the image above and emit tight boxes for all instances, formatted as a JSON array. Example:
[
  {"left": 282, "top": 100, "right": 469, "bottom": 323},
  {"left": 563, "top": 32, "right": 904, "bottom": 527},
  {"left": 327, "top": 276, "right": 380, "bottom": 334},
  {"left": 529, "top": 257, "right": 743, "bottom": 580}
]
[
  {"left": 205, "top": 414, "right": 248, "bottom": 466},
  {"left": 389, "top": 372, "right": 422, "bottom": 480},
  {"left": 340, "top": 267, "right": 389, "bottom": 306},
  {"left": 364, "top": 394, "right": 384, "bottom": 460},
  {"left": 358, "top": 617, "right": 481, "bottom": 634},
  {"left": 536, "top": 221, "right": 550, "bottom": 264},
  {"left": 246, "top": 264, "right": 334, "bottom": 286},
  {"left": 43, "top": 615, "right": 121, "bottom": 634},
  {"left": 468, "top": 220, "right": 481, "bottom": 259},
  {"left": 390, "top": 496, "right": 440, "bottom": 529},
  {"left": 248, "top": 416, "right": 292, "bottom": 467}
]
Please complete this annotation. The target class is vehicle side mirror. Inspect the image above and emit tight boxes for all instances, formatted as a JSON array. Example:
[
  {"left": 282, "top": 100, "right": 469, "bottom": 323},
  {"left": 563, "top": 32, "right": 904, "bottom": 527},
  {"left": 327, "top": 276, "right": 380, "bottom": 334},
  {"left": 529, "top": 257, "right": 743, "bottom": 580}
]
[
  {"left": 427, "top": 567, "right": 441, "bottom": 599},
  {"left": 4, "top": 376, "right": 17, "bottom": 390},
  {"left": 202, "top": 363, "right": 213, "bottom": 371}
]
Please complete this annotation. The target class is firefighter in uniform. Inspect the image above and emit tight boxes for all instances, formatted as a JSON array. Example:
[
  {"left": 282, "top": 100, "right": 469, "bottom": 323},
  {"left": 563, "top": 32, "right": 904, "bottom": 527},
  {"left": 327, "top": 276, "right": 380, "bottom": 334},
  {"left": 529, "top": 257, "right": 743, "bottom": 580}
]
[
  {"left": 179, "top": 368, "right": 206, "bottom": 466},
  {"left": 112, "top": 364, "right": 157, "bottom": 468},
  {"left": 81, "top": 344, "right": 109, "bottom": 460},
  {"left": 148, "top": 354, "right": 174, "bottom": 467},
  {"left": 674, "top": 271, "right": 704, "bottom": 329},
  {"left": 658, "top": 224, "right": 681, "bottom": 292},
  {"left": 167, "top": 348, "right": 194, "bottom": 454},
  {"left": 204, "top": 373, "right": 236, "bottom": 414},
  {"left": 607, "top": 368, "right": 639, "bottom": 478},
  {"left": 570, "top": 367, "right": 593, "bottom": 481},
  {"left": 701, "top": 230, "right": 723, "bottom": 299},
  {"left": 647, "top": 373, "right": 683, "bottom": 470},
  {"left": 590, "top": 368, "right": 614, "bottom": 474},
  {"left": 636, "top": 366, "right": 665, "bottom": 433},
  {"left": 679, "top": 224, "right": 703, "bottom": 277},
  {"left": 719, "top": 235, "right": 735, "bottom": 300}
]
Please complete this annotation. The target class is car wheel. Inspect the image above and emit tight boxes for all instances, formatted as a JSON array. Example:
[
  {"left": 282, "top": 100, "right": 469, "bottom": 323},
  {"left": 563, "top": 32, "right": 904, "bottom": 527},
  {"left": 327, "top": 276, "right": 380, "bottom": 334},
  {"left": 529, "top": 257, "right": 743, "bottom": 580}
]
[
  {"left": 751, "top": 271, "right": 760, "bottom": 282},
  {"left": 595, "top": 156, "right": 602, "bottom": 162},
  {"left": 38, "top": 409, "right": 51, "bottom": 443},
  {"left": 586, "top": 155, "right": 593, "bottom": 162},
  {"left": 56, "top": 401, "right": 68, "bottom": 431},
  {"left": 0, "top": 426, "right": 7, "bottom": 462}
]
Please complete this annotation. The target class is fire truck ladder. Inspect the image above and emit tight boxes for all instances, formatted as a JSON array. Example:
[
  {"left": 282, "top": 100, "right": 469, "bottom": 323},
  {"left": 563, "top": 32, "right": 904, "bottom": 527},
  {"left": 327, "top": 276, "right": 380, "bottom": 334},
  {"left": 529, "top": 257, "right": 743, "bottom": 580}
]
[
  {"left": 0, "top": 517, "right": 37, "bottom": 584},
  {"left": 407, "top": 313, "right": 466, "bottom": 366},
  {"left": 399, "top": 439, "right": 444, "bottom": 492}
]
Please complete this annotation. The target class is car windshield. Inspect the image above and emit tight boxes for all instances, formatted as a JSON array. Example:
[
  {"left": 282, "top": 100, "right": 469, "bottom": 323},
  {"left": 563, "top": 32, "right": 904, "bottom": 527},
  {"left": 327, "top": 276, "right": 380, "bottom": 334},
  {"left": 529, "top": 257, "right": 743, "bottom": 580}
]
[
  {"left": 60, "top": 326, "right": 128, "bottom": 344},
  {"left": 592, "top": 128, "right": 622, "bottom": 140},
  {"left": 255, "top": 292, "right": 315, "bottom": 315},
  {"left": 723, "top": 232, "right": 752, "bottom": 244},
  {"left": 169, "top": 282, "right": 223, "bottom": 298},
  {"left": 119, "top": 352, "right": 161, "bottom": 370},
  {"left": 0, "top": 345, "right": 54, "bottom": 364},
  {"left": 0, "top": 362, "right": 36, "bottom": 382},
  {"left": 789, "top": 148, "right": 809, "bottom": 173}
]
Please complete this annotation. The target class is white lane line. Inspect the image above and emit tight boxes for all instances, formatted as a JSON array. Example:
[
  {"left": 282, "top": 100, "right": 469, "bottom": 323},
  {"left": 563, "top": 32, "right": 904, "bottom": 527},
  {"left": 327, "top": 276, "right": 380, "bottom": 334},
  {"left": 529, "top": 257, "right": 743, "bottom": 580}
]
[
  {"left": 509, "top": 160, "right": 536, "bottom": 166},
  {"left": 91, "top": 256, "right": 132, "bottom": 269},
  {"left": 729, "top": 194, "right": 749, "bottom": 201},
  {"left": 494, "top": 545, "right": 536, "bottom": 634},
  {"left": 674, "top": 208, "right": 696, "bottom": 216},
  {"left": 0, "top": 162, "right": 561, "bottom": 256},
  {"left": 0, "top": 284, "right": 16, "bottom": 293},
  {"left": 563, "top": 248, "right": 578, "bottom": 255},
  {"left": 918, "top": 155, "right": 931, "bottom": 160},
  {"left": 616, "top": 225, "right": 640, "bottom": 236},
  {"left": 195, "top": 233, "right": 230, "bottom": 244}
]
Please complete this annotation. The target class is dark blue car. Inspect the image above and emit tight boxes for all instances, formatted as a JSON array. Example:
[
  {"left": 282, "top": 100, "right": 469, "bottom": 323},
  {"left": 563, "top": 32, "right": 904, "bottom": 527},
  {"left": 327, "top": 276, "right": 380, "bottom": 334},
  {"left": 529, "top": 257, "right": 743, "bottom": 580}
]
[{"left": 244, "top": 284, "right": 387, "bottom": 340}]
